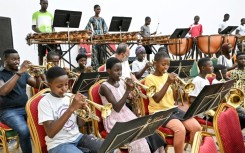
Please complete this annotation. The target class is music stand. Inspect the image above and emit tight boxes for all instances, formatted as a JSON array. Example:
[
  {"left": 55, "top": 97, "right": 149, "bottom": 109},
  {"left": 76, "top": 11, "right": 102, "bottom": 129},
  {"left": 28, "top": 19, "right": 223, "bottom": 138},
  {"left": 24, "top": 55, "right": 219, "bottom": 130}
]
[
  {"left": 167, "top": 60, "right": 195, "bottom": 78},
  {"left": 182, "top": 79, "right": 235, "bottom": 120},
  {"left": 72, "top": 72, "right": 108, "bottom": 94},
  {"left": 219, "top": 26, "right": 238, "bottom": 34},
  {"left": 169, "top": 28, "right": 190, "bottom": 60},
  {"left": 109, "top": 16, "right": 132, "bottom": 42},
  {"left": 53, "top": 9, "right": 82, "bottom": 70},
  {"left": 99, "top": 107, "right": 177, "bottom": 153}
]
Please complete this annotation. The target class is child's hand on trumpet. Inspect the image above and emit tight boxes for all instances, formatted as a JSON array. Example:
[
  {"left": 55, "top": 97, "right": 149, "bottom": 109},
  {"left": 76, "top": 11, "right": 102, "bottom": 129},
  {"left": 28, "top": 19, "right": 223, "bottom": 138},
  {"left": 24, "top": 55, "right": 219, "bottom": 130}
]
[{"left": 70, "top": 92, "right": 87, "bottom": 111}]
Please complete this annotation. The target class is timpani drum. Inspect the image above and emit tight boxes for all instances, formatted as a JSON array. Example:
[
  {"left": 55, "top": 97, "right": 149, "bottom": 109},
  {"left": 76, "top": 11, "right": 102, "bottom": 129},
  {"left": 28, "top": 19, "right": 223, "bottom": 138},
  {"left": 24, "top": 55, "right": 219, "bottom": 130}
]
[
  {"left": 223, "top": 35, "right": 237, "bottom": 50},
  {"left": 196, "top": 35, "right": 223, "bottom": 55},
  {"left": 168, "top": 37, "right": 193, "bottom": 56}
]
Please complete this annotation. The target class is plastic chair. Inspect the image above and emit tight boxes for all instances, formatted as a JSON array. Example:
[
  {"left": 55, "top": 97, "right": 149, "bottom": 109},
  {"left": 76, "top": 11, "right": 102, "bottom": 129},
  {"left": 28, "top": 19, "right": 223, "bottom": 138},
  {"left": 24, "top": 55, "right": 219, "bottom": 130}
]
[
  {"left": 191, "top": 131, "right": 218, "bottom": 153},
  {"left": 25, "top": 88, "right": 50, "bottom": 153},
  {"left": 213, "top": 103, "right": 245, "bottom": 153},
  {"left": 0, "top": 122, "right": 19, "bottom": 153}
]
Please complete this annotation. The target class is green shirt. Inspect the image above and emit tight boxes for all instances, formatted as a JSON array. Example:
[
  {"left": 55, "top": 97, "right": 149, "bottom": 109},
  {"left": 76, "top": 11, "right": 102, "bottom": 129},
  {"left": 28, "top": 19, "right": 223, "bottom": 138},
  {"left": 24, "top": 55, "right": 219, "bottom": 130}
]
[{"left": 32, "top": 11, "right": 53, "bottom": 33}]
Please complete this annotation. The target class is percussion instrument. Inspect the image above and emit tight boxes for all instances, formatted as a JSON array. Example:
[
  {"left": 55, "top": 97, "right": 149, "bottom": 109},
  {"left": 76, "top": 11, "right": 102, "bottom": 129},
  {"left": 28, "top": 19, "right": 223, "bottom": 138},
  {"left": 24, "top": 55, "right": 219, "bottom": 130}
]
[
  {"left": 197, "top": 35, "right": 223, "bottom": 55},
  {"left": 91, "top": 31, "right": 140, "bottom": 44},
  {"left": 168, "top": 37, "right": 193, "bottom": 56},
  {"left": 26, "top": 30, "right": 90, "bottom": 45},
  {"left": 223, "top": 35, "right": 237, "bottom": 51},
  {"left": 141, "top": 35, "right": 170, "bottom": 45}
]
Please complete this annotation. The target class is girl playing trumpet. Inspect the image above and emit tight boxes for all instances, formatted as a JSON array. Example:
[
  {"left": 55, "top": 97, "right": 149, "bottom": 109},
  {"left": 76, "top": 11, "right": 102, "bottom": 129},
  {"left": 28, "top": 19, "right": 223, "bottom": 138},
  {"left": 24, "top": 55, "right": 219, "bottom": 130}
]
[
  {"left": 145, "top": 51, "right": 202, "bottom": 153},
  {"left": 73, "top": 54, "right": 93, "bottom": 74},
  {"left": 99, "top": 57, "right": 166, "bottom": 153}
]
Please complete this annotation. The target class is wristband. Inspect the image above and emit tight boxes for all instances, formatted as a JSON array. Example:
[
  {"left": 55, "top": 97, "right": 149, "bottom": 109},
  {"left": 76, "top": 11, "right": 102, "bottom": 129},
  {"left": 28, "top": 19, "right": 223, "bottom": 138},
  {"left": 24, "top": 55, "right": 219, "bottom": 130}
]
[{"left": 16, "top": 72, "right": 22, "bottom": 77}]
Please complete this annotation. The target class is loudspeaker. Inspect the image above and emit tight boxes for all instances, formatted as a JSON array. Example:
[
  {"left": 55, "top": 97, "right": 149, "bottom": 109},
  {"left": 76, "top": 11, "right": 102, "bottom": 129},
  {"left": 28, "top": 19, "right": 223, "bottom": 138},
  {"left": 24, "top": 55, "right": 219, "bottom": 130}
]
[{"left": 0, "top": 17, "right": 14, "bottom": 67}]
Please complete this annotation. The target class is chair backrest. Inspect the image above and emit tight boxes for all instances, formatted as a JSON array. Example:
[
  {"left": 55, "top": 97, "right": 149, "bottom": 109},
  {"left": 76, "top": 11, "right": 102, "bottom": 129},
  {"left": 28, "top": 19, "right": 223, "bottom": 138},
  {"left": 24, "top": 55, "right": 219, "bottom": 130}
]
[
  {"left": 139, "top": 79, "right": 150, "bottom": 116},
  {"left": 191, "top": 131, "right": 218, "bottom": 153},
  {"left": 88, "top": 79, "right": 107, "bottom": 138},
  {"left": 26, "top": 88, "right": 50, "bottom": 153},
  {"left": 214, "top": 103, "right": 245, "bottom": 153},
  {"left": 98, "top": 65, "right": 105, "bottom": 72}
]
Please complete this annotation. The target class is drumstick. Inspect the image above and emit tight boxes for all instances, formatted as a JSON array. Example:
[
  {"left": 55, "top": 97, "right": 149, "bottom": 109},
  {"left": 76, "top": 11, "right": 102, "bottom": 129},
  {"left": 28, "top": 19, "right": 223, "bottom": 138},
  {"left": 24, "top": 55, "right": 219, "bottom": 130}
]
[{"left": 155, "top": 23, "right": 160, "bottom": 33}]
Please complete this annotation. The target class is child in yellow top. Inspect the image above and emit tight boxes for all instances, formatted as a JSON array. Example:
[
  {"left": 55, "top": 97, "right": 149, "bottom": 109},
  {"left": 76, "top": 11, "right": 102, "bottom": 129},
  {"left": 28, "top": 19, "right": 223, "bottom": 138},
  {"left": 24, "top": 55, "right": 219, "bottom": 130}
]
[{"left": 145, "top": 51, "right": 201, "bottom": 153}]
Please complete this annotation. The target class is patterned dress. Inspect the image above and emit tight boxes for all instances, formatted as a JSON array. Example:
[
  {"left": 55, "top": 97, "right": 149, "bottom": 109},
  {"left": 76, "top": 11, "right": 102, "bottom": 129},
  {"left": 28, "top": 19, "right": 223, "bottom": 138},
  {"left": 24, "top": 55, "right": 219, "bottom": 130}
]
[
  {"left": 85, "top": 17, "right": 108, "bottom": 69},
  {"left": 99, "top": 80, "right": 151, "bottom": 153},
  {"left": 229, "top": 68, "right": 245, "bottom": 92}
]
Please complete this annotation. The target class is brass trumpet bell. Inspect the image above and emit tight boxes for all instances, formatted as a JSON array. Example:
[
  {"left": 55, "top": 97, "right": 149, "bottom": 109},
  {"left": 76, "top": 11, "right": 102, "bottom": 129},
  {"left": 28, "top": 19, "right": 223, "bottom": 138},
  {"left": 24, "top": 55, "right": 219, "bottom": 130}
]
[
  {"left": 65, "top": 94, "right": 112, "bottom": 121},
  {"left": 227, "top": 88, "right": 244, "bottom": 108},
  {"left": 176, "top": 76, "right": 195, "bottom": 94},
  {"left": 134, "top": 82, "right": 156, "bottom": 97}
]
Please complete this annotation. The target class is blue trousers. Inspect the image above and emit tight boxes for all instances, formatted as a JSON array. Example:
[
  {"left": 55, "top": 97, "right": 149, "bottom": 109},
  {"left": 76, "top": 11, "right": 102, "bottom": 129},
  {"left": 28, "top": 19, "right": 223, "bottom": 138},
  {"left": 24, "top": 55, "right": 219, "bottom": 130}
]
[{"left": 0, "top": 107, "right": 32, "bottom": 153}]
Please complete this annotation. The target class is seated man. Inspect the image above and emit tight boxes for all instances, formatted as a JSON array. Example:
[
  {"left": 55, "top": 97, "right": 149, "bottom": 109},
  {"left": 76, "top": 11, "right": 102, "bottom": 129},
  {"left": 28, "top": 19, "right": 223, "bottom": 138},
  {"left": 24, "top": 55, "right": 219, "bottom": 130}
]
[
  {"left": 132, "top": 45, "right": 152, "bottom": 79},
  {"left": 73, "top": 54, "right": 93, "bottom": 74},
  {"left": 0, "top": 49, "right": 43, "bottom": 153},
  {"left": 38, "top": 67, "right": 104, "bottom": 153}
]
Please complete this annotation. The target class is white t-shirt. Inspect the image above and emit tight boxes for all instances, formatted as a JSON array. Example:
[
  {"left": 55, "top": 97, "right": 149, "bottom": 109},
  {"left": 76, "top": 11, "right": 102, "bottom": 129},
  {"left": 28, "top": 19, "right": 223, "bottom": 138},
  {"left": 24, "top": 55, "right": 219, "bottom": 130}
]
[
  {"left": 219, "top": 21, "right": 228, "bottom": 32},
  {"left": 131, "top": 59, "right": 150, "bottom": 78},
  {"left": 217, "top": 55, "right": 233, "bottom": 68},
  {"left": 38, "top": 93, "right": 81, "bottom": 150},
  {"left": 189, "top": 76, "right": 210, "bottom": 97},
  {"left": 237, "top": 25, "right": 245, "bottom": 36},
  {"left": 105, "top": 55, "right": 132, "bottom": 78}
]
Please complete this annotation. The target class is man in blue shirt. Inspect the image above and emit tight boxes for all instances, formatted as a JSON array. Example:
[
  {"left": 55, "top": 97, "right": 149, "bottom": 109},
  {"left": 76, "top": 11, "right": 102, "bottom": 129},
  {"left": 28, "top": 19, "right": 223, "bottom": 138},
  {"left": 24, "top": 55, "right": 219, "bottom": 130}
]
[{"left": 0, "top": 49, "right": 43, "bottom": 153}]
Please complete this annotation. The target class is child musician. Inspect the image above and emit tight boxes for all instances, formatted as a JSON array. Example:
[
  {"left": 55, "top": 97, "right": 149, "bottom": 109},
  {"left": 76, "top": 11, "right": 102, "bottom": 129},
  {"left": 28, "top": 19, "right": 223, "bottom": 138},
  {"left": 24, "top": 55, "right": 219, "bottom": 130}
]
[
  {"left": 73, "top": 54, "right": 93, "bottom": 74},
  {"left": 131, "top": 45, "right": 152, "bottom": 79},
  {"left": 145, "top": 51, "right": 201, "bottom": 153},
  {"left": 38, "top": 67, "right": 104, "bottom": 153},
  {"left": 99, "top": 57, "right": 166, "bottom": 153}
]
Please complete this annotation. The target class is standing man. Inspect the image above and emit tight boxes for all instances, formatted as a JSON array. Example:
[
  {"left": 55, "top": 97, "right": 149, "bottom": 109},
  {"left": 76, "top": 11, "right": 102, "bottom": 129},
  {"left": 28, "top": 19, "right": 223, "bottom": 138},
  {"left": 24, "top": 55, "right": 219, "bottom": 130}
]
[
  {"left": 85, "top": 4, "right": 108, "bottom": 70},
  {"left": 189, "top": 15, "right": 203, "bottom": 59},
  {"left": 236, "top": 18, "right": 245, "bottom": 36},
  {"left": 218, "top": 13, "right": 230, "bottom": 34},
  {"left": 0, "top": 49, "right": 43, "bottom": 153},
  {"left": 32, "top": 0, "right": 56, "bottom": 65},
  {"left": 141, "top": 16, "right": 156, "bottom": 61}
]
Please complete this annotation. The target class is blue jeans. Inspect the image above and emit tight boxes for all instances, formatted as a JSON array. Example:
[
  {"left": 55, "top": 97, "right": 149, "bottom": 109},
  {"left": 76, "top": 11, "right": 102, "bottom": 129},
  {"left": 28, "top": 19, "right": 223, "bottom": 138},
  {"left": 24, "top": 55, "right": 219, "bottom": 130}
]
[
  {"left": 0, "top": 107, "right": 32, "bottom": 153},
  {"left": 49, "top": 134, "right": 104, "bottom": 153}
]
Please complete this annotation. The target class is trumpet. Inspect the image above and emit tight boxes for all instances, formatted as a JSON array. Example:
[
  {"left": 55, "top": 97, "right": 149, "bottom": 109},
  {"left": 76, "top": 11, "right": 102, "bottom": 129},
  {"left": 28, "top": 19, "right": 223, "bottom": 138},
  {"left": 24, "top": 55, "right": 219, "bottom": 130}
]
[
  {"left": 65, "top": 94, "right": 112, "bottom": 121},
  {"left": 120, "top": 77, "right": 156, "bottom": 98},
  {"left": 175, "top": 76, "right": 195, "bottom": 94},
  {"left": 28, "top": 64, "right": 46, "bottom": 76}
]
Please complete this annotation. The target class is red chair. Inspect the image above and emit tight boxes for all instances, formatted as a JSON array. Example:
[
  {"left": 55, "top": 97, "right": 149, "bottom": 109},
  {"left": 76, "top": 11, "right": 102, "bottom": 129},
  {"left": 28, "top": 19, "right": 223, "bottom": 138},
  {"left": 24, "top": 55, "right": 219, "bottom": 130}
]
[
  {"left": 191, "top": 131, "right": 218, "bottom": 153},
  {"left": 98, "top": 64, "right": 105, "bottom": 72},
  {"left": 213, "top": 103, "right": 245, "bottom": 153},
  {"left": 88, "top": 80, "right": 128, "bottom": 153},
  {"left": 80, "top": 44, "right": 92, "bottom": 58},
  {"left": 139, "top": 79, "right": 190, "bottom": 153},
  {"left": 25, "top": 88, "right": 50, "bottom": 153},
  {"left": 0, "top": 122, "right": 19, "bottom": 153}
]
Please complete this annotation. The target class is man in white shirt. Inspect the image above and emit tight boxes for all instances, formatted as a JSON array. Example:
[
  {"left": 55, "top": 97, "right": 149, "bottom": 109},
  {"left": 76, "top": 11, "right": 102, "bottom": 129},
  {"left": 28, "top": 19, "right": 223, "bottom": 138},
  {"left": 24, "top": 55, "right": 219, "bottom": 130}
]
[
  {"left": 106, "top": 43, "right": 137, "bottom": 81},
  {"left": 236, "top": 18, "right": 245, "bottom": 36},
  {"left": 218, "top": 14, "right": 230, "bottom": 34}
]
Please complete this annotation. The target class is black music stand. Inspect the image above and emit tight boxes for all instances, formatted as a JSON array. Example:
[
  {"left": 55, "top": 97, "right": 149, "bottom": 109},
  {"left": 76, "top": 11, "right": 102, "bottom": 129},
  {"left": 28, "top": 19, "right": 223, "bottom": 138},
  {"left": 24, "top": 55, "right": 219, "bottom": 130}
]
[
  {"left": 219, "top": 26, "right": 238, "bottom": 34},
  {"left": 182, "top": 79, "right": 235, "bottom": 120},
  {"left": 99, "top": 107, "right": 177, "bottom": 153},
  {"left": 167, "top": 60, "right": 195, "bottom": 78},
  {"left": 72, "top": 72, "right": 108, "bottom": 94},
  {"left": 53, "top": 9, "right": 82, "bottom": 70},
  {"left": 109, "top": 16, "right": 132, "bottom": 42},
  {"left": 169, "top": 28, "right": 190, "bottom": 60}
]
